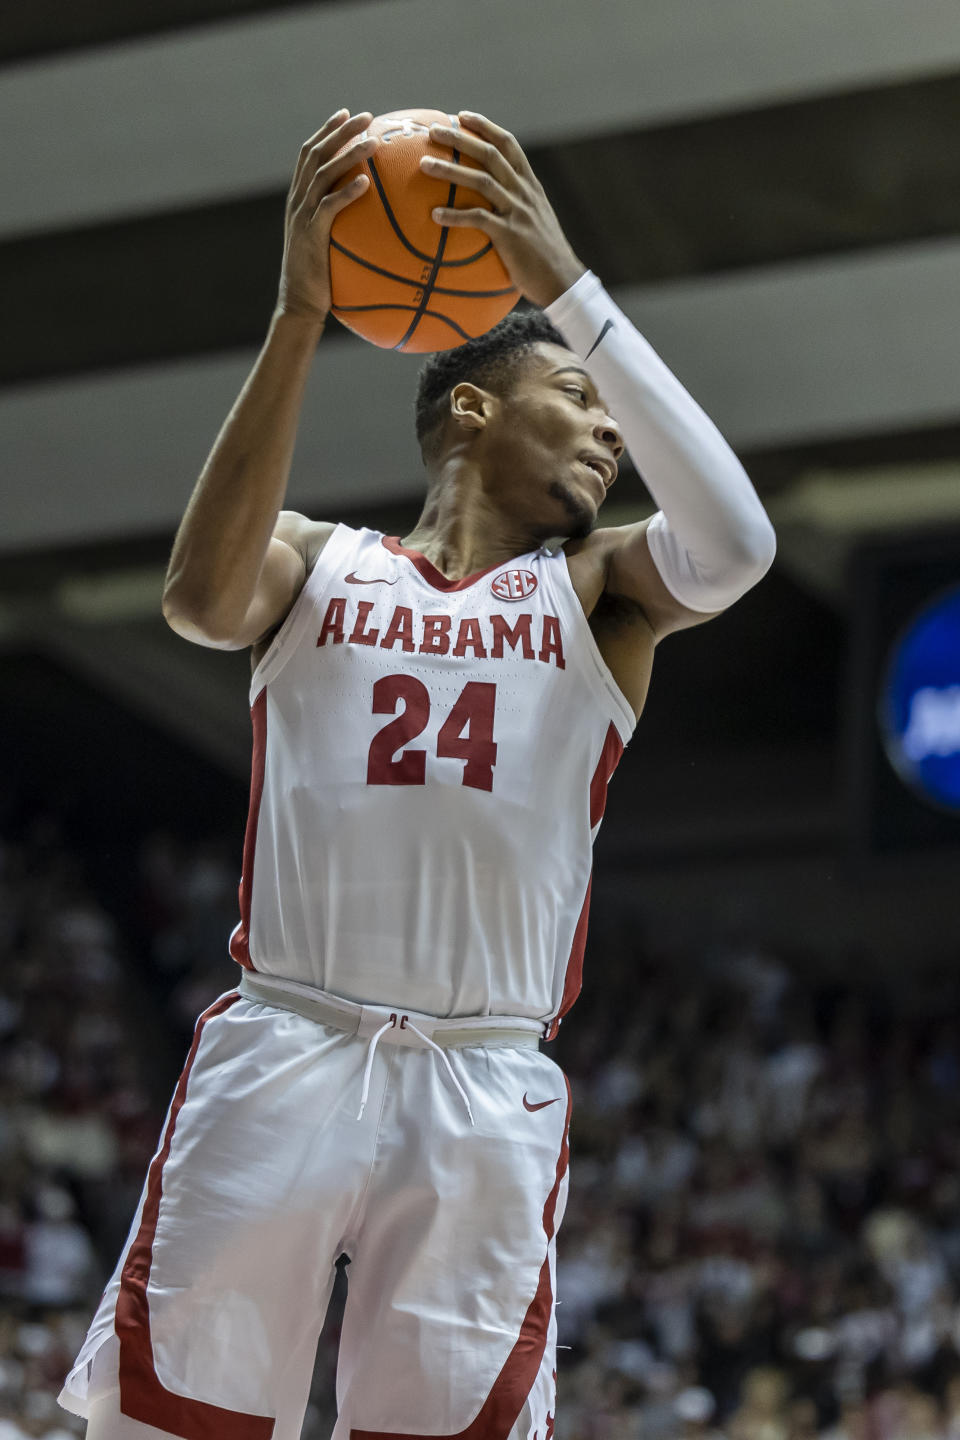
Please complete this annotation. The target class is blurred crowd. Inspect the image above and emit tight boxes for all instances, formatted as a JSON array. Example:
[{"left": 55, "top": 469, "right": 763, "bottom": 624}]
[
  {"left": 2, "top": 819, "right": 960, "bottom": 1440},
  {"left": 0, "top": 820, "right": 164, "bottom": 1440},
  {"left": 552, "top": 938, "right": 960, "bottom": 1440}
]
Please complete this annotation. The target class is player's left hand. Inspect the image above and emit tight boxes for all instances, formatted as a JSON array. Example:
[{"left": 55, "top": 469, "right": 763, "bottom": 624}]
[{"left": 421, "top": 111, "right": 586, "bottom": 309}]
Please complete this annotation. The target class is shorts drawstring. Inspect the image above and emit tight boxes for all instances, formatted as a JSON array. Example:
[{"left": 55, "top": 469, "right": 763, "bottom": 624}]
[
  {"left": 357, "top": 1017, "right": 397, "bottom": 1121},
  {"left": 404, "top": 1019, "right": 475, "bottom": 1126},
  {"left": 356, "top": 1012, "right": 475, "bottom": 1126},
  {"left": 237, "top": 973, "right": 540, "bottom": 1129}
]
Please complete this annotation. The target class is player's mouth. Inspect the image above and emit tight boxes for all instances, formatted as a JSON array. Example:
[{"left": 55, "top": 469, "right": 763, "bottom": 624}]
[{"left": 579, "top": 458, "right": 610, "bottom": 503}]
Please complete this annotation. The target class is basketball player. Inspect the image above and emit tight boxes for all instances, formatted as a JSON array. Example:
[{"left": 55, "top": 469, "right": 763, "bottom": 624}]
[{"left": 60, "top": 109, "right": 775, "bottom": 1440}]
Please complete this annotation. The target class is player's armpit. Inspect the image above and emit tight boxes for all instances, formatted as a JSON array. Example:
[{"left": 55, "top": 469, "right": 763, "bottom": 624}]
[
  {"left": 587, "top": 586, "right": 656, "bottom": 720},
  {"left": 591, "top": 588, "right": 656, "bottom": 640},
  {"left": 599, "top": 519, "right": 725, "bottom": 642}
]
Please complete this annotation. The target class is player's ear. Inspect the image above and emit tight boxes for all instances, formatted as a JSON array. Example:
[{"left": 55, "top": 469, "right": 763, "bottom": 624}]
[{"left": 449, "top": 382, "right": 494, "bottom": 434}]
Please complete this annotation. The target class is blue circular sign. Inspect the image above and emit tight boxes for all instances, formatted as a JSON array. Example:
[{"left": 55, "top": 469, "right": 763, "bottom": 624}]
[{"left": 879, "top": 583, "right": 960, "bottom": 814}]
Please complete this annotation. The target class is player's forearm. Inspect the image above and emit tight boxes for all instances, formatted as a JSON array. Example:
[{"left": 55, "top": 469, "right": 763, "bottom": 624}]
[
  {"left": 545, "top": 272, "right": 776, "bottom": 612},
  {"left": 162, "top": 307, "right": 323, "bottom": 634}
]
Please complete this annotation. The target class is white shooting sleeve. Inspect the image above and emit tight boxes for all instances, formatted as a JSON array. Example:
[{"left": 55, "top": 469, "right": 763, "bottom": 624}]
[{"left": 544, "top": 270, "right": 776, "bottom": 613}]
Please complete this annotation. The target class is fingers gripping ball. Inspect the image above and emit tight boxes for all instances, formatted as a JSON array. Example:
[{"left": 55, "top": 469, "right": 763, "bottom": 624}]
[{"left": 329, "top": 108, "right": 518, "bottom": 352}]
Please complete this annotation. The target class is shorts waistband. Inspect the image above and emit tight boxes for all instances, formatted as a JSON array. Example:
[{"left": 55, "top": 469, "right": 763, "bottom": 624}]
[{"left": 238, "top": 971, "right": 545, "bottom": 1050}]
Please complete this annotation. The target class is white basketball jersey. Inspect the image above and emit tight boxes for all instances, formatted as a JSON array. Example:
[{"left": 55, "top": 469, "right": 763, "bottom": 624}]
[{"left": 228, "top": 525, "right": 634, "bottom": 1033}]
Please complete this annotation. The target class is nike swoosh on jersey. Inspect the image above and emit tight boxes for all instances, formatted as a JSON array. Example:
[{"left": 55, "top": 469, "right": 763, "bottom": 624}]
[
  {"left": 523, "top": 1093, "right": 561, "bottom": 1112},
  {"left": 344, "top": 571, "right": 399, "bottom": 585},
  {"left": 584, "top": 317, "right": 615, "bottom": 360}
]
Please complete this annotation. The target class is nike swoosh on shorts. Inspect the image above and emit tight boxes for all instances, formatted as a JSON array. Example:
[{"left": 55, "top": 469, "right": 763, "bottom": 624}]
[
  {"left": 523, "top": 1093, "right": 560, "bottom": 1112},
  {"left": 344, "top": 571, "right": 399, "bottom": 585}
]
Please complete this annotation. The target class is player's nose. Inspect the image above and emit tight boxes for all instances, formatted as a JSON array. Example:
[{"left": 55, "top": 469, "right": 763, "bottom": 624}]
[{"left": 594, "top": 414, "right": 624, "bottom": 465}]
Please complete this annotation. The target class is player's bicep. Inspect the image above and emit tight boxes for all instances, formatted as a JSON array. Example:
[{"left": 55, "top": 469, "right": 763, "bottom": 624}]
[
  {"left": 602, "top": 519, "right": 724, "bottom": 640},
  {"left": 166, "top": 534, "right": 307, "bottom": 652}
]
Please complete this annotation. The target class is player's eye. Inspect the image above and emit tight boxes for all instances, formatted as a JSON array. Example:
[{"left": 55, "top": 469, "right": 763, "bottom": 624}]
[{"left": 564, "top": 385, "right": 588, "bottom": 404}]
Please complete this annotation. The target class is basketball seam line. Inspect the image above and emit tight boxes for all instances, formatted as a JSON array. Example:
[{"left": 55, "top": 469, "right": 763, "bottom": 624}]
[
  {"left": 329, "top": 303, "right": 472, "bottom": 341},
  {"left": 393, "top": 156, "right": 458, "bottom": 349},
  {"left": 364, "top": 153, "right": 495, "bottom": 268},
  {"left": 329, "top": 237, "right": 515, "bottom": 299},
  {"left": 432, "top": 239, "right": 495, "bottom": 269}
]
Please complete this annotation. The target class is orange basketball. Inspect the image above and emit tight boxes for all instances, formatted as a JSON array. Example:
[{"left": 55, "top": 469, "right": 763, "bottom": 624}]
[{"left": 328, "top": 108, "right": 519, "bottom": 353}]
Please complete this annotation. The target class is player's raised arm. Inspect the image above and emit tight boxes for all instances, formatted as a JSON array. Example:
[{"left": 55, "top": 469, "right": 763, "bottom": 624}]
[
  {"left": 544, "top": 272, "right": 776, "bottom": 637},
  {"left": 425, "top": 111, "right": 776, "bottom": 640},
  {"left": 161, "top": 109, "right": 379, "bottom": 650}
]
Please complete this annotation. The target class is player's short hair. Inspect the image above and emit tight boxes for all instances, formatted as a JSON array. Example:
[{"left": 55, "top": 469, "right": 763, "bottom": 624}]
[{"left": 414, "top": 308, "right": 568, "bottom": 463}]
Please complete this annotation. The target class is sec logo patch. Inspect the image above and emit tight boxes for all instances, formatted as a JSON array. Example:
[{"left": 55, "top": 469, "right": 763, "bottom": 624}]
[{"left": 491, "top": 568, "right": 538, "bottom": 601}]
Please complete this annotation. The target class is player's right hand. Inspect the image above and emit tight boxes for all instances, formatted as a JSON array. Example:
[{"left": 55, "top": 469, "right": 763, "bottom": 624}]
[{"left": 276, "top": 109, "right": 379, "bottom": 325}]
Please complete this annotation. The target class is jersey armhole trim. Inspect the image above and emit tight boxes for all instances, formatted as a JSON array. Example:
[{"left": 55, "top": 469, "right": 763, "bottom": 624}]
[
  {"left": 249, "top": 522, "right": 354, "bottom": 699},
  {"left": 553, "top": 550, "right": 637, "bottom": 744}
]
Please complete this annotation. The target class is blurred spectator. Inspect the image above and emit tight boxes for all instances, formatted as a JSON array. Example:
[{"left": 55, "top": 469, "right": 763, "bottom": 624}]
[{"left": 3, "top": 815, "right": 960, "bottom": 1438}]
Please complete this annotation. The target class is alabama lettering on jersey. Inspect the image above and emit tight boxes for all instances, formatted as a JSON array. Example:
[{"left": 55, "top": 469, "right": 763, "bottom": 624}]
[{"left": 228, "top": 526, "right": 635, "bottom": 1033}]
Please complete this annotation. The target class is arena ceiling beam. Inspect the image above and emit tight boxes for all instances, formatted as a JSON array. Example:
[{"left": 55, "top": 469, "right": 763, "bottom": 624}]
[{"left": 1, "top": 0, "right": 959, "bottom": 238}]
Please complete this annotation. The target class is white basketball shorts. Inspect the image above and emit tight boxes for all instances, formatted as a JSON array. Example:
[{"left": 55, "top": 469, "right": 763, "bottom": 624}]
[{"left": 58, "top": 989, "right": 571, "bottom": 1440}]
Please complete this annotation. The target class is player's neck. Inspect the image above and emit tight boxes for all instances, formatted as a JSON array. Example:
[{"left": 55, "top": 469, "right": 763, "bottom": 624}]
[{"left": 402, "top": 463, "right": 543, "bottom": 581}]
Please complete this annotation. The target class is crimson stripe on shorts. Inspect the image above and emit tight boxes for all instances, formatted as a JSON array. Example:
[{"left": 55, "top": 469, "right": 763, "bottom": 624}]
[
  {"left": 545, "top": 722, "right": 625, "bottom": 1040},
  {"left": 228, "top": 686, "right": 267, "bottom": 971},
  {"left": 115, "top": 992, "right": 275, "bottom": 1440},
  {"left": 350, "top": 1078, "right": 572, "bottom": 1440}
]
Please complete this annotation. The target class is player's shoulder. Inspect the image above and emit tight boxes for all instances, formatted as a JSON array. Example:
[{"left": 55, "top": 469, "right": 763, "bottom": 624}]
[
  {"left": 564, "top": 516, "right": 655, "bottom": 562},
  {"left": 274, "top": 511, "right": 340, "bottom": 578}
]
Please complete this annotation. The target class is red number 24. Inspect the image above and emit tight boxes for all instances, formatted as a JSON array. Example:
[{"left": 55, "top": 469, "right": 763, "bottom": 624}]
[{"left": 366, "top": 676, "right": 498, "bottom": 791}]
